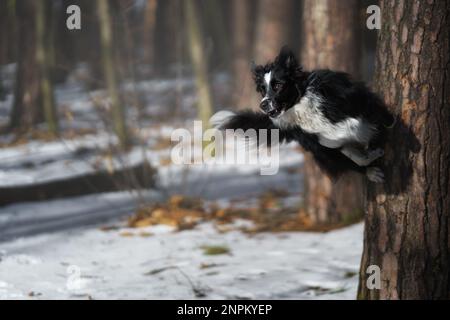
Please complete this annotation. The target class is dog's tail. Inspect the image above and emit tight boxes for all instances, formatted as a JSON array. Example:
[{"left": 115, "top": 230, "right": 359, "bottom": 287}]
[
  {"left": 210, "top": 110, "right": 285, "bottom": 147},
  {"left": 210, "top": 110, "right": 272, "bottom": 130}
]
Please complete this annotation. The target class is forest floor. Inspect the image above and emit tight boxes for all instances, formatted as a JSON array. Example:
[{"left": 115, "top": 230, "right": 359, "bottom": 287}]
[
  {"left": 0, "top": 215, "right": 363, "bottom": 300},
  {"left": 0, "top": 64, "right": 363, "bottom": 299}
]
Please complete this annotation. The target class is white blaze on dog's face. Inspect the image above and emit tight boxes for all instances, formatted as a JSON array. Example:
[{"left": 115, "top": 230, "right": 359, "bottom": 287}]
[
  {"left": 264, "top": 71, "right": 272, "bottom": 92},
  {"left": 261, "top": 71, "right": 273, "bottom": 109}
]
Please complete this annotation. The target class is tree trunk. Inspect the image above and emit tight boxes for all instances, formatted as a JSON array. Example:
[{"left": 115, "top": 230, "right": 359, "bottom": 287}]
[
  {"left": 254, "top": 0, "right": 294, "bottom": 64},
  {"left": 154, "top": 0, "right": 181, "bottom": 76},
  {"left": 301, "top": 0, "right": 364, "bottom": 225},
  {"left": 184, "top": 0, "right": 213, "bottom": 125},
  {"left": 302, "top": 0, "right": 361, "bottom": 76},
  {"left": 9, "top": 0, "right": 40, "bottom": 131},
  {"left": 234, "top": 0, "right": 293, "bottom": 111},
  {"left": 0, "top": 1, "right": 14, "bottom": 101},
  {"left": 201, "top": 0, "right": 230, "bottom": 71},
  {"left": 36, "top": 0, "right": 58, "bottom": 135},
  {"left": 358, "top": 0, "right": 450, "bottom": 300},
  {"left": 97, "top": 0, "right": 129, "bottom": 148},
  {"left": 142, "top": 0, "right": 158, "bottom": 67},
  {"left": 0, "top": 0, "right": 13, "bottom": 65},
  {"left": 231, "top": 0, "right": 254, "bottom": 110}
]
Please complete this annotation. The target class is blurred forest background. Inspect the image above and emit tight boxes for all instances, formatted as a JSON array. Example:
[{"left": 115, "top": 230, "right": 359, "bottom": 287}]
[
  {"left": 0, "top": 0, "right": 379, "bottom": 228},
  {"left": 1, "top": 0, "right": 449, "bottom": 300}
]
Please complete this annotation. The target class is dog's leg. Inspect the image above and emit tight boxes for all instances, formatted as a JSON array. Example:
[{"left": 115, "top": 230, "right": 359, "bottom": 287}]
[
  {"left": 340, "top": 146, "right": 384, "bottom": 166},
  {"left": 366, "top": 167, "right": 385, "bottom": 183}
]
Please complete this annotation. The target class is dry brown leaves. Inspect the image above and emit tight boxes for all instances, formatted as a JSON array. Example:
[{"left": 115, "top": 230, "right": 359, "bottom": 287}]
[{"left": 125, "top": 190, "right": 343, "bottom": 234}]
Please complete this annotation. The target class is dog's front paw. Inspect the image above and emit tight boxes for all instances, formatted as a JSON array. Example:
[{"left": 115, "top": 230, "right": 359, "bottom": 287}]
[
  {"left": 210, "top": 110, "right": 235, "bottom": 128},
  {"left": 366, "top": 167, "right": 384, "bottom": 183}
]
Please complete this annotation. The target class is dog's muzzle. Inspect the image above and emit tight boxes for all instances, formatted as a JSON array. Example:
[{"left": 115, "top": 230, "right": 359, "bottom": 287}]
[{"left": 260, "top": 99, "right": 281, "bottom": 118}]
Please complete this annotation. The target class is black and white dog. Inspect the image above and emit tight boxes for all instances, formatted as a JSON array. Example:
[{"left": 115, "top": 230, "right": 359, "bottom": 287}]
[{"left": 211, "top": 47, "right": 395, "bottom": 182}]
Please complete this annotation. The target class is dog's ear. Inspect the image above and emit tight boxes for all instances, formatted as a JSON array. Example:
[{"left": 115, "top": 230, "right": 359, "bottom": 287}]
[
  {"left": 251, "top": 62, "right": 269, "bottom": 95},
  {"left": 275, "top": 45, "right": 298, "bottom": 70},
  {"left": 251, "top": 62, "right": 263, "bottom": 75},
  {"left": 251, "top": 62, "right": 266, "bottom": 81}
]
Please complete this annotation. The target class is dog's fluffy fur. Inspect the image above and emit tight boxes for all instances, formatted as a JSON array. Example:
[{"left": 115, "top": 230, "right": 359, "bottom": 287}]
[{"left": 212, "top": 47, "right": 394, "bottom": 182}]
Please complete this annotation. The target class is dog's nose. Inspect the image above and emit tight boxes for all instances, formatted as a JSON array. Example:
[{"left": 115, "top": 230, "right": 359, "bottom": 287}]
[
  {"left": 260, "top": 99, "right": 278, "bottom": 117},
  {"left": 260, "top": 99, "right": 272, "bottom": 113}
]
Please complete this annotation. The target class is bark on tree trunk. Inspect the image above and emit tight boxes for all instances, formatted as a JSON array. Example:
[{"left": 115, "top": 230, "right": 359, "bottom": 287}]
[
  {"left": 358, "top": 0, "right": 450, "bottom": 300},
  {"left": 97, "top": 0, "right": 129, "bottom": 148},
  {"left": 301, "top": 0, "right": 364, "bottom": 225},
  {"left": 302, "top": 0, "right": 361, "bottom": 76}
]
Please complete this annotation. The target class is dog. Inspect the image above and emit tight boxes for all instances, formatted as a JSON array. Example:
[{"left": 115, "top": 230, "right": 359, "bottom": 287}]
[{"left": 211, "top": 46, "right": 395, "bottom": 182}]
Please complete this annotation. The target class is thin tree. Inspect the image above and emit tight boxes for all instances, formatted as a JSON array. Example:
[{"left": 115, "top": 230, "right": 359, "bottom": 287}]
[
  {"left": 201, "top": 0, "right": 230, "bottom": 71},
  {"left": 358, "top": 0, "right": 450, "bottom": 299},
  {"left": 241, "top": 0, "right": 294, "bottom": 111},
  {"left": 9, "top": 0, "right": 40, "bottom": 131},
  {"left": 0, "top": 0, "right": 13, "bottom": 65},
  {"left": 184, "top": 0, "right": 213, "bottom": 125},
  {"left": 154, "top": 0, "right": 180, "bottom": 76},
  {"left": 97, "top": 0, "right": 129, "bottom": 148},
  {"left": 301, "top": 0, "right": 364, "bottom": 224},
  {"left": 254, "top": 0, "right": 294, "bottom": 64},
  {"left": 230, "top": 0, "right": 253, "bottom": 110},
  {"left": 0, "top": 0, "right": 14, "bottom": 102},
  {"left": 36, "top": 0, "right": 58, "bottom": 135},
  {"left": 142, "top": 0, "right": 158, "bottom": 67}
]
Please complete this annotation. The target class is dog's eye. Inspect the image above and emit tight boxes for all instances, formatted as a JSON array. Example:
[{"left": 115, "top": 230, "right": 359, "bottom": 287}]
[
  {"left": 272, "top": 82, "right": 283, "bottom": 91},
  {"left": 258, "top": 86, "right": 266, "bottom": 95}
]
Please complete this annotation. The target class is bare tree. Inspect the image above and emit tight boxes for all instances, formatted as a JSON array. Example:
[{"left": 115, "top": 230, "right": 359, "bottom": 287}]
[
  {"left": 233, "top": 0, "right": 294, "bottom": 110},
  {"left": 142, "top": 0, "right": 158, "bottom": 66},
  {"left": 97, "top": 0, "right": 129, "bottom": 148},
  {"left": 0, "top": 0, "right": 14, "bottom": 66},
  {"left": 254, "top": 0, "right": 294, "bottom": 64},
  {"left": 358, "top": 0, "right": 450, "bottom": 299},
  {"left": 301, "top": 0, "right": 364, "bottom": 224},
  {"left": 9, "top": 0, "right": 40, "bottom": 131},
  {"left": 0, "top": 0, "right": 15, "bottom": 101},
  {"left": 201, "top": 0, "right": 230, "bottom": 71},
  {"left": 230, "top": 0, "right": 253, "bottom": 110},
  {"left": 36, "top": 0, "right": 58, "bottom": 135},
  {"left": 154, "top": 0, "right": 181, "bottom": 76},
  {"left": 184, "top": 0, "right": 213, "bottom": 125}
]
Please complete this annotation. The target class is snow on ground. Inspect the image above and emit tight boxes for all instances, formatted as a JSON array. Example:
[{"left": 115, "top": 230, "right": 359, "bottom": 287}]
[
  {"left": 0, "top": 219, "right": 363, "bottom": 300},
  {"left": 0, "top": 191, "right": 162, "bottom": 241},
  {"left": 0, "top": 141, "right": 363, "bottom": 300},
  {"left": 0, "top": 67, "right": 364, "bottom": 300},
  {"left": 0, "top": 133, "right": 119, "bottom": 186}
]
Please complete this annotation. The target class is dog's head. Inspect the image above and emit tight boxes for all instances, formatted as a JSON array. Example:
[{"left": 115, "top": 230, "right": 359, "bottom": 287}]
[{"left": 253, "top": 46, "right": 306, "bottom": 118}]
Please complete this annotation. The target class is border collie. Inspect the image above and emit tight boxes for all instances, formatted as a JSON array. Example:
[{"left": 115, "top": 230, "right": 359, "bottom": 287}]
[{"left": 211, "top": 46, "right": 395, "bottom": 182}]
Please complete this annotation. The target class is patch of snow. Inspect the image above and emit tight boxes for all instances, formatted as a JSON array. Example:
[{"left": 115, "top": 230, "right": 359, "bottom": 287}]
[
  {"left": 0, "top": 68, "right": 363, "bottom": 300},
  {"left": 0, "top": 190, "right": 162, "bottom": 241},
  {"left": 0, "top": 221, "right": 363, "bottom": 300}
]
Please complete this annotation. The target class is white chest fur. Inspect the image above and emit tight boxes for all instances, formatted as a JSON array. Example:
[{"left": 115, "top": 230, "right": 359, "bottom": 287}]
[{"left": 272, "top": 91, "right": 376, "bottom": 149}]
